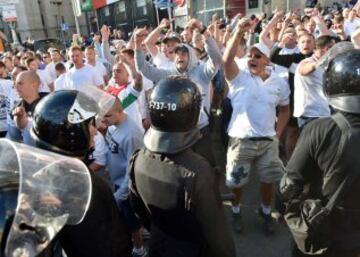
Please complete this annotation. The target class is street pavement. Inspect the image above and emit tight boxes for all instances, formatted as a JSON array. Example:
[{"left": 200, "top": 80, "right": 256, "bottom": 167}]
[{"left": 211, "top": 113, "right": 293, "bottom": 257}]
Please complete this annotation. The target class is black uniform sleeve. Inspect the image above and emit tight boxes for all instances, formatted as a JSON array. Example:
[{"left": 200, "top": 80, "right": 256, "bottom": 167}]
[
  {"left": 279, "top": 123, "right": 318, "bottom": 201},
  {"left": 270, "top": 46, "right": 304, "bottom": 68},
  {"left": 129, "top": 170, "right": 151, "bottom": 230},
  {"left": 193, "top": 161, "right": 236, "bottom": 257},
  {"left": 129, "top": 150, "right": 152, "bottom": 230}
]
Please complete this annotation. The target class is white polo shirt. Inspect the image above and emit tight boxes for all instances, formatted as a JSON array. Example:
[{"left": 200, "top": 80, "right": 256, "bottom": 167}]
[
  {"left": 293, "top": 56, "right": 330, "bottom": 118},
  {"left": 227, "top": 69, "right": 290, "bottom": 139}
]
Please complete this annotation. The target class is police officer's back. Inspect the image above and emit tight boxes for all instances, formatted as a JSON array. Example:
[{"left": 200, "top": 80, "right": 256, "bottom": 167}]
[
  {"left": 280, "top": 49, "right": 360, "bottom": 257},
  {"left": 30, "top": 90, "right": 132, "bottom": 257},
  {"left": 129, "top": 76, "right": 236, "bottom": 257}
]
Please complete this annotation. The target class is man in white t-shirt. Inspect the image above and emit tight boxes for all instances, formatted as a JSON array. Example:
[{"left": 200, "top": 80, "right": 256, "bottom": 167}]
[
  {"left": 45, "top": 48, "right": 64, "bottom": 82},
  {"left": 223, "top": 19, "right": 290, "bottom": 235},
  {"left": 344, "top": 9, "right": 360, "bottom": 37},
  {"left": 26, "top": 57, "right": 54, "bottom": 93},
  {"left": 0, "top": 78, "right": 8, "bottom": 137},
  {"left": 64, "top": 46, "right": 104, "bottom": 91},
  {"left": 85, "top": 46, "right": 109, "bottom": 84},
  {"left": 5, "top": 66, "right": 24, "bottom": 141},
  {"left": 54, "top": 62, "right": 71, "bottom": 91},
  {"left": 294, "top": 35, "right": 335, "bottom": 129},
  {"left": 144, "top": 18, "right": 179, "bottom": 70}
]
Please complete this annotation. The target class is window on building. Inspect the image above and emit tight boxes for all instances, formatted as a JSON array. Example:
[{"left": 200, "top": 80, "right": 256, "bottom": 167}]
[
  {"left": 193, "top": 0, "right": 224, "bottom": 24},
  {"left": 104, "top": 6, "right": 110, "bottom": 16},
  {"left": 249, "top": 0, "right": 259, "bottom": 9},
  {"left": 136, "top": 0, "right": 147, "bottom": 16},
  {"left": 114, "top": 0, "right": 127, "bottom": 23},
  {"left": 115, "top": 1, "right": 126, "bottom": 19}
]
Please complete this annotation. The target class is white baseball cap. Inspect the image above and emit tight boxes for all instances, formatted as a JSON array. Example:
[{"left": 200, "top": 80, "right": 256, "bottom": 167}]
[{"left": 250, "top": 42, "right": 270, "bottom": 59}]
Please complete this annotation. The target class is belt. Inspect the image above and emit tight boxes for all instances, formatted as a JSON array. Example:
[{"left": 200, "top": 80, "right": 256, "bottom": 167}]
[{"left": 248, "top": 137, "right": 273, "bottom": 141}]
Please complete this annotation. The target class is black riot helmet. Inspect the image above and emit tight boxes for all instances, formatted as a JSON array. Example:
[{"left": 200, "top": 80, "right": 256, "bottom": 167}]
[
  {"left": 144, "top": 76, "right": 202, "bottom": 154},
  {"left": 323, "top": 49, "right": 360, "bottom": 114},
  {"left": 149, "top": 76, "right": 202, "bottom": 132},
  {"left": 31, "top": 90, "right": 99, "bottom": 157}
]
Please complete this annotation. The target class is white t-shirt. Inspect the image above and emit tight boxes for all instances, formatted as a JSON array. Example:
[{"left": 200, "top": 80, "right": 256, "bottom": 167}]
[
  {"left": 93, "top": 132, "right": 108, "bottom": 166},
  {"left": 227, "top": 69, "right": 290, "bottom": 138},
  {"left": 138, "top": 76, "right": 154, "bottom": 119},
  {"left": 54, "top": 73, "right": 71, "bottom": 91},
  {"left": 65, "top": 64, "right": 104, "bottom": 91},
  {"left": 293, "top": 56, "right": 330, "bottom": 118},
  {"left": 0, "top": 83, "right": 7, "bottom": 132},
  {"left": 45, "top": 62, "right": 64, "bottom": 82},
  {"left": 37, "top": 69, "right": 53, "bottom": 93},
  {"left": 0, "top": 79, "right": 20, "bottom": 127},
  {"left": 93, "top": 61, "right": 107, "bottom": 78},
  {"left": 153, "top": 52, "right": 176, "bottom": 70},
  {"left": 344, "top": 18, "right": 360, "bottom": 37}
]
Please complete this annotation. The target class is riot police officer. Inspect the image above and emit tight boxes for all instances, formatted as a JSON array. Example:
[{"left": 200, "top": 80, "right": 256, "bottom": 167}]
[
  {"left": 129, "top": 76, "right": 236, "bottom": 257},
  {"left": 0, "top": 89, "right": 132, "bottom": 257},
  {"left": 280, "top": 48, "right": 360, "bottom": 257}
]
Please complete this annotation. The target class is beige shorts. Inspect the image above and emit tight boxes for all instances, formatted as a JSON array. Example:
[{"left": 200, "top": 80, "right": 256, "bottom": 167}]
[{"left": 226, "top": 137, "right": 284, "bottom": 188}]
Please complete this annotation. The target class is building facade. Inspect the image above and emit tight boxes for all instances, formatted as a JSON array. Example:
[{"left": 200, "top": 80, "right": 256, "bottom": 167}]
[
  {"left": 10, "top": 0, "right": 88, "bottom": 42},
  {"left": 271, "top": 0, "right": 351, "bottom": 12},
  {"left": 174, "top": 0, "right": 272, "bottom": 27},
  {"left": 93, "top": 0, "right": 157, "bottom": 38}
]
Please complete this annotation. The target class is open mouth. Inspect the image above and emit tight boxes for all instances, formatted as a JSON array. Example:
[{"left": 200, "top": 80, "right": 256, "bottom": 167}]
[{"left": 249, "top": 62, "right": 257, "bottom": 68}]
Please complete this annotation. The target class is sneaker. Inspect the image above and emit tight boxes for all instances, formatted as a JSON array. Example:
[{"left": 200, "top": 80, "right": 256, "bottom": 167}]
[
  {"left": 258, "top": 207, "right": 275, "bottom": 235},
  {"left": 132, "top": 247, "right": 148, "bottom": 257},
  {"left": 232, "top": 212, "right": 243, "bottom": 233}
]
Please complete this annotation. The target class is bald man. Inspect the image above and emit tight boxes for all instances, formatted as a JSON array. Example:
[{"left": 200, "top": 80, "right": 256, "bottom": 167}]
[
  {"left": 102, "top": 98, "right": 146, "bottom": 257},
  {"left": 12, "top": 71, "right": 42, "bottom": 145}
]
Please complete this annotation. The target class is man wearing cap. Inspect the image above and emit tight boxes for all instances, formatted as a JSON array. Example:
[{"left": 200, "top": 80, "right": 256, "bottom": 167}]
[
  {"left": 134, "top": 18, "right": 222, "bottom": 167},
  {"left": 144, "top": 19, "right": 180, "bottom": 70},
  {"left": 223, "top": 19, "right": 290, "bottom": 234}
]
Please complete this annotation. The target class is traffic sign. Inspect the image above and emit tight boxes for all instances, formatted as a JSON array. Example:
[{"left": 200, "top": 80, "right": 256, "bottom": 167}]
[
  {"left": 2, "top": 5, "right": 17, "bottom": 22},
  {"left": 61, "top": 23, "right": 69, "bottom": 31}
]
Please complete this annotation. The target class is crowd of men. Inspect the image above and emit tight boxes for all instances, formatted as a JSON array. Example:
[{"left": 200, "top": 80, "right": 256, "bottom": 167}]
[{"left": 1, "top": 0, "right": 360, "bottom": 256}]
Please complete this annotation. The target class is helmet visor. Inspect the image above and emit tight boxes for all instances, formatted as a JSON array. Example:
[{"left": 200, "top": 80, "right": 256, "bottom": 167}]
[
  {"left": 0, "top": 174, "right": 18, "bottom": 257},
  {"left": 73, "top": 86, "right": 116, "bottom": 126},
  {"left": 317, "top": 41, "right": 354, "bottom": 70}
]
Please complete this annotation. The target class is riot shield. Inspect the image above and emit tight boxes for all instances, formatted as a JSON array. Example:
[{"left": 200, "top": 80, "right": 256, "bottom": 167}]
[{"left": 0, "top": 139, "right": 92, "bottom": 257}]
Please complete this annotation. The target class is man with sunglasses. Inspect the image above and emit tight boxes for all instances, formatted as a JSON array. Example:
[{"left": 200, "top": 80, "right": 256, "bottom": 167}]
[{"left": 223, "top": 19, "right": 290, "bottom": 235}]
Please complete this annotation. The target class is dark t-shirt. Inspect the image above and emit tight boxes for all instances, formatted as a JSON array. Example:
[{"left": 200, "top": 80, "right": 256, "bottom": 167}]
[{"left": 17, "top": 96, "right": 43, "bottom": 118}]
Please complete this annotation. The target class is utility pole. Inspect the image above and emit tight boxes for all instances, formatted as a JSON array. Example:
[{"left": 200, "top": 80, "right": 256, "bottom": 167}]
[
  {"left": 287, "top": 0, "right": 290, "bottom": 12},
  {"left": 71, "top": 0, "right": 81, "bottom": 35}
]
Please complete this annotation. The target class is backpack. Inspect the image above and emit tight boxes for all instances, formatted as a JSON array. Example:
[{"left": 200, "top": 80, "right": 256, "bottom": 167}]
[{"left": 284, "top": 112, "right": 359, "bottom": 255}]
